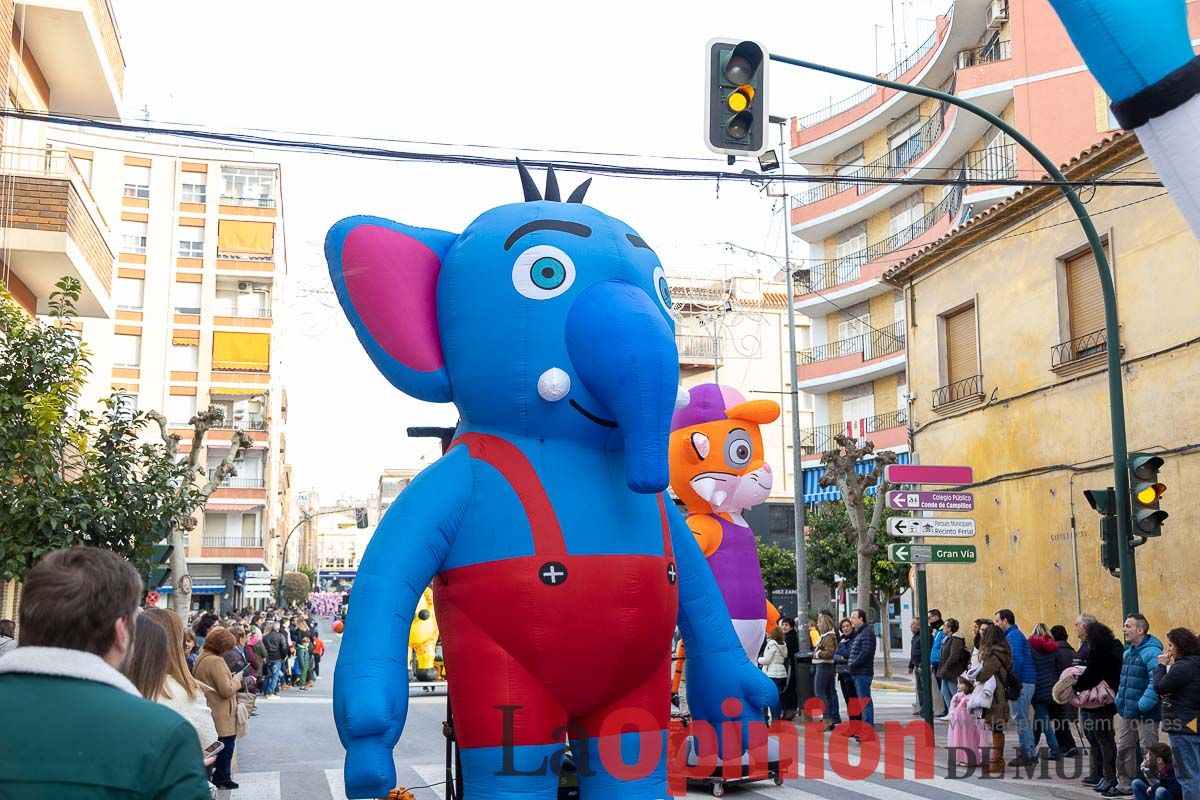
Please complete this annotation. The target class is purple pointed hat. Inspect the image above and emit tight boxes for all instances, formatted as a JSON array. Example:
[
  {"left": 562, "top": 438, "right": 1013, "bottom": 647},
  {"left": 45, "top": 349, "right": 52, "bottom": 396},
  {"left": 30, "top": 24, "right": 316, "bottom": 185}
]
[{"left": 671, "top": 383, "right": 747, "bottom": 432}]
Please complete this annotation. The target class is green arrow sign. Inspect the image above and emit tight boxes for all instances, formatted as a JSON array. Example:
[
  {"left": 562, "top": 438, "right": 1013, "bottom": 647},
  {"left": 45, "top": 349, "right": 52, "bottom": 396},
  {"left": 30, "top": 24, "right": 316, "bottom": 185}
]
[{"left": 887, "top": 543, "right": 977, "bottom": 564}]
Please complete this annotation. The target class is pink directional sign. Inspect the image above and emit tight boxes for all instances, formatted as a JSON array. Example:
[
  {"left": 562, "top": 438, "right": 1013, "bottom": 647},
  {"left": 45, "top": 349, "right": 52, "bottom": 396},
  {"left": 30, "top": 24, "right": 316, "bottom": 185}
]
[
  {"left": 885, "top": 464, "right": 973, "bottom": 485},
  {"left": 885, "top": 490, "right": 974, "bottom": 511}
]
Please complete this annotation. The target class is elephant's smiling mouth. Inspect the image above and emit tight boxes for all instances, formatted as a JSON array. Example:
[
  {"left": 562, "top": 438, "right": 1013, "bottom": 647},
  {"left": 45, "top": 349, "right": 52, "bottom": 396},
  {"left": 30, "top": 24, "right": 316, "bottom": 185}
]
[{"left": 569, "top": 399, "right": 618, "bottom": 428}]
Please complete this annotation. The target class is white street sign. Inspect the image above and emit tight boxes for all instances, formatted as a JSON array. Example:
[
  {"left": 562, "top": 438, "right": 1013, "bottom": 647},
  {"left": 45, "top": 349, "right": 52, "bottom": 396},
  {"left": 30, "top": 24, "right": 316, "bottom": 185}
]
[
  {"left": 888, "top": 517, "right": 976, "bottom": 538},
  {"left": 245, "top": 570, "right": 272, "bottom": 578}
]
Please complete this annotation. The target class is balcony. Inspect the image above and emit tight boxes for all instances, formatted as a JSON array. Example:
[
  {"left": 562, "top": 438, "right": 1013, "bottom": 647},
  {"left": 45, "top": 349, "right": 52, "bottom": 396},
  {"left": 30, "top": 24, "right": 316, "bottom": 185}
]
[
  {"left": 956, "top": 39, "right": 1011, "bottom": 69},
  {"left": 208, "top": 472, "right": 266, "bottom": 489},
  {"left": 797, "top": 320, "right": 907, "bottom": 391},
  {"left": 0, "top": 147, "right": 114, "bottom": 318},
  {"left": 212, "top": 415, "right": 267, "bottom": 431},
  {"left": 801, "top": 409, "right": 909, "bottom": 457},
  {"left": 16, "top": 0, "right": 125, "bottom": 118},
  {"left": 932, "top": 373, "right": 984, "bottom": 410},
  {"left": 677, "top": 334, "right": 722, "bottom": 369},
  {"left": 1051, "top": 328, "right": 1121, "bottom": 374},
  {"left": 792, "top": 111, "right": 946, "bottom": 212},
  {"left": 203, "top": 535, "right": 263, "bottom": 548},
  {"left": 219, "top": 195, "right": 276, "bottom": 209},
  {"left": 795, "top": 184, "right": 964, "bottom": 316}
]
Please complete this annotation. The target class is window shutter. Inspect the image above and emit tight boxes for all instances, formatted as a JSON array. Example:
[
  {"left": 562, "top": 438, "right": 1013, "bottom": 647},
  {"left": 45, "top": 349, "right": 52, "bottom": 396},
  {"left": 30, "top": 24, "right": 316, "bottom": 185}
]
[
  {"left": 1066, "top": 247, "right": 1106, "bottom": 343},
  {"left": 945, "top": 304, "right": 977, "bottom": 384}
]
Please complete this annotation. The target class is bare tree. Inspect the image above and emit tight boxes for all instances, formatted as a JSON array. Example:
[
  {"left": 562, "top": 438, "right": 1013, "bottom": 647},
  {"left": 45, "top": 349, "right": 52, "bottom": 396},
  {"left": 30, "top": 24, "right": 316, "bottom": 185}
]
[
  {"left": 818, "top": 434, "right": 897, "bottom": 614},
  {"left": 147, "top": 408, "right": 254, "bottom": 618}
]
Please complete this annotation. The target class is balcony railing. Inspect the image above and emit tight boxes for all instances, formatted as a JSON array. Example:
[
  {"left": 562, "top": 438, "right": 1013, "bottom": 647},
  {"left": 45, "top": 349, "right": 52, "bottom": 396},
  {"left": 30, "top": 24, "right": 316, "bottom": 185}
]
[
  {"left": 800, "top": 320, "right": 906, "bottom": 365},
  {"left": 795, "top": 6, "right": 949, "bottom": 129},
  {"left": 801, "top": 182, "right": 964, "bottom": 292},
  {"left": 207, "top": 472, "right": 265, "bottom": 489},
  {"left": 212, "top": 416, "right": 267, "bottom": 430},
  {"left": 677, "top": 334, "right": 722, "bottom": 363},
  {"left": 220, "top": 195, "right": 276, "bottom": 208},
  {"left": 0, "top": 146, "right": 111, "bottom": 233},
  {"left": 1051, "top": 328, "right": 1109, "bottom": 370},
  {"left": 957, "top": 39, "right": 1012, "bottom": 68},
  {"left": 801, "top": 409, "right": 909, "bottom": 454},
  {"left": 216, "top": 307, "right": 273, "bottom": 319},
  {"left": 932, "top": 374, "right": 984, "bottom": 408},
  {"left": 792, "top": 110, "right": 946, "bottom": 208},
  {"left": 964, "top": 141, "right": 1017, "bottom": 182},
  {"left": 202, "top": 535, "right": 263, "bottom": 548}
]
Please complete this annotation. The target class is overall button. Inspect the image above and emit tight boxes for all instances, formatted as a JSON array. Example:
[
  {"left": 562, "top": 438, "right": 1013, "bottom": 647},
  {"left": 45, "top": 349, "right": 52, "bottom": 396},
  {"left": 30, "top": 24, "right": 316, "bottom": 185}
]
[
  {"left": 666, "top": 562, "right": 677, "bottom": 584},
  {"left": 538, "top": 561, "right": 568, "bottom": 586}
]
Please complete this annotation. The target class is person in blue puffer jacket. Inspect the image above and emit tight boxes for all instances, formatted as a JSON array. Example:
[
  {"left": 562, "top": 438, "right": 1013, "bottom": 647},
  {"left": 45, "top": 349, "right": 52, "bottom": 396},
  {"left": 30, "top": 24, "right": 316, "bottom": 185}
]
[
  {"left": 995, "top": 609, "right": 1038, "bottom": 766},
  {"left": 1113, "top": 614, "right": 1164, "bottom": 798},
  {"left": 847, "top": 609, "right": 877, "bottom": 730}
]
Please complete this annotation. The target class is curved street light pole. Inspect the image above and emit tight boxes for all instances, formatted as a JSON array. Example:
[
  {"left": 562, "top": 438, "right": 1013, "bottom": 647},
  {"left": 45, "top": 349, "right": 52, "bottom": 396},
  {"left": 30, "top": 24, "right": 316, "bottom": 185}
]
[
  {"left": 768, "top": 53, "right": 1136, "bottom": 618},
  {"left": 276, "top": 506, "right": 359, "bottom": 607}
]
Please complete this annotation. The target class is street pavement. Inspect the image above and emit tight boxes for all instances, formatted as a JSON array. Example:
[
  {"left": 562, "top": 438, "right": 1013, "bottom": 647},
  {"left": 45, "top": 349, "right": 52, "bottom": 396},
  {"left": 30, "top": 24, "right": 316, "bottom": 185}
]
[{"left": 229, "top": 630, "right": 1099, "bottom": 800}]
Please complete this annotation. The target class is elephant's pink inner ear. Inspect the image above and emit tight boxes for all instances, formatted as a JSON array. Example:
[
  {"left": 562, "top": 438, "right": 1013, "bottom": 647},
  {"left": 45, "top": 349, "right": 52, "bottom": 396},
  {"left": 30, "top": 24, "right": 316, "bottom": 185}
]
[{"left": 342, "top": 224, "right": 444, "bottom": 372}]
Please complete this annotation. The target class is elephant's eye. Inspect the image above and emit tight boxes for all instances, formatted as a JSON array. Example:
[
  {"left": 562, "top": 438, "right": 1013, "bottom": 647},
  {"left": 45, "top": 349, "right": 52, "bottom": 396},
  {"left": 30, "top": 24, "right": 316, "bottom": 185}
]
[
  {"left": 652, "top": 266, "right": 672, "bottom": 313},
  {"left": 724, "top": 429, "right": 752, "bottom": 469},
  {"left": 513, "top": 245, "right": 576, "bottom": 300}
]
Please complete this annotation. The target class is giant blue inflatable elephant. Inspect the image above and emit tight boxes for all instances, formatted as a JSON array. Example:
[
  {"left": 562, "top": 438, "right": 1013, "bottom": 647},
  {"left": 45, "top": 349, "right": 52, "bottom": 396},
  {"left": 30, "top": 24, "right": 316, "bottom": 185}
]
[
  {"left": 1049, "top": 0, "right": 1200, "bottom": 237},
  {"left": 327, "top": 163, "right": 778, "bottom": 799}
]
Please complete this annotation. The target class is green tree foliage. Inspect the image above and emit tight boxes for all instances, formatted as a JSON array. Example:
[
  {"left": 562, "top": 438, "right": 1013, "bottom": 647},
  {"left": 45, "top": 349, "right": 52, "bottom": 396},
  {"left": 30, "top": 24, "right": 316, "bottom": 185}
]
[
  {"left": 805, "top": 498, "right": 909, "bottom": 599},
  {"left": 298, "top": 564, "right": 317, "bottom": 587},
  {"left": 282, "top": 571, "right": 312, "bottom": 606},
  {"left": 0, "top": 279, "right": 203, "bottom": 581},
  {"left": 756, "top": 538, "right": 796, "bottom": 593}
]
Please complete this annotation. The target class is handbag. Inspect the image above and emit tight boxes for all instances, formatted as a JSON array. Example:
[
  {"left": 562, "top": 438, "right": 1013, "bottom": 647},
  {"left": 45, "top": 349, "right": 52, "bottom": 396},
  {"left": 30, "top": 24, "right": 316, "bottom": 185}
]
[
  {"left": 1004, "top": 669, "right": 1023, "bottom": 699},
  {"left": 1075, "top": 679, "right": 1116, "bottom": 709}
]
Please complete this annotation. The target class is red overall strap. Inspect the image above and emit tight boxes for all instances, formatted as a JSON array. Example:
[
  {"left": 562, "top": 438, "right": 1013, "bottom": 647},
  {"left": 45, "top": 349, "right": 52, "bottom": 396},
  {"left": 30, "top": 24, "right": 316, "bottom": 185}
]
[
  {"left": 449, "top": 433, "right": 566, "bottom": 559},
  {"left": 657, "top": 494, "right": 674, "bottom": 558}
]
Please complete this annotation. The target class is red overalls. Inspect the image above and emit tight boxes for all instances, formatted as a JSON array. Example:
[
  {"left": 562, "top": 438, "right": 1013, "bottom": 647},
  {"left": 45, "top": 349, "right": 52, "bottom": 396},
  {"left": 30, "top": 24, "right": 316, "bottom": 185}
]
[{"left": 434, "top": 433, "right": 680, "bottom": 749}]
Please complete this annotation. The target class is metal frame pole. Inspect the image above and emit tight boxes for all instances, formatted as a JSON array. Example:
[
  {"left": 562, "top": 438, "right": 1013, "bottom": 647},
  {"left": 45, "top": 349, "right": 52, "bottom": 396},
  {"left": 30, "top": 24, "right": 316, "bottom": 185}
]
[
  {"left": 778, "top": 118, "right": 810, "bottom": 624},
  {"left": 768, "top": 53, "right": 1137, "bottom": 616}
]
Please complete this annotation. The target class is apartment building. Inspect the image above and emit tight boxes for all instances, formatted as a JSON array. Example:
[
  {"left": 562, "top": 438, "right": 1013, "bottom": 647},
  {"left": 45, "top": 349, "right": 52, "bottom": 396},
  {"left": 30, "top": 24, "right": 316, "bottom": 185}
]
[
  {"left": 785, "top": 0, "right": 1197, "bottom": 499},
  {"left": 882, "top": 133, "right": 1196, "bottom": 629},
  {"left": 315, "top": 504, "right": 375, "bottom": 591},
  {"left": 45, "top": 125, "right": 291, "bottom": 612},
  {"left": 671, "top": 274, "right": 814, "bottom": 546},
  {"left": 0, "top": 0, "right": 124, "bottom": 620}
]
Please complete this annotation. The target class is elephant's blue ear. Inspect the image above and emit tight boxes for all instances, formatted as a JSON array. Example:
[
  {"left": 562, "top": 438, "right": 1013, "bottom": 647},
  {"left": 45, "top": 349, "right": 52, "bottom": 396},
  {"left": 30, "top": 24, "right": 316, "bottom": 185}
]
[{"left": 325, "top": 216, "right": 458, "bottom": 402}]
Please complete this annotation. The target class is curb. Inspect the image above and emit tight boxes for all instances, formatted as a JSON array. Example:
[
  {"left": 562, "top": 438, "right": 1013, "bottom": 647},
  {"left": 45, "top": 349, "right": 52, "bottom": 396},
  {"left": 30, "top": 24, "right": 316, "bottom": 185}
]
[{"left": 872, "top": 680, "right": 913, "bottom": 691}]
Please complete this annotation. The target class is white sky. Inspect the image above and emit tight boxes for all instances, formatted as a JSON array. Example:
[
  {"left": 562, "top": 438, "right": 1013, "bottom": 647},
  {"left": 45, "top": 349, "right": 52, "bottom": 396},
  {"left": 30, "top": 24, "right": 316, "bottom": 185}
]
[{"left": 113, "top": 0, "right": 943, "bottom": 499}]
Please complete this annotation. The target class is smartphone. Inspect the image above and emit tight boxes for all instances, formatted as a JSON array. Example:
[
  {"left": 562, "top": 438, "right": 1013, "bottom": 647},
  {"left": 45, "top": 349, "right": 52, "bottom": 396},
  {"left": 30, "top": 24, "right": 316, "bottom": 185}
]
[{"left": 204, "top": 741, "right": 225, "bottom": 758}]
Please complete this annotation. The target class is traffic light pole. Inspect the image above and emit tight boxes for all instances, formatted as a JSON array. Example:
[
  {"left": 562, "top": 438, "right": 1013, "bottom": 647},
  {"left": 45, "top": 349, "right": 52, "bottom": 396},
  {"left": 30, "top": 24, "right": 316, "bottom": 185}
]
[
  {"left": 916, "top": 564, "right": 934, "bottom": 728},
  {"left": 768, "top": 52, "right": 1138, "bottom": 617}
]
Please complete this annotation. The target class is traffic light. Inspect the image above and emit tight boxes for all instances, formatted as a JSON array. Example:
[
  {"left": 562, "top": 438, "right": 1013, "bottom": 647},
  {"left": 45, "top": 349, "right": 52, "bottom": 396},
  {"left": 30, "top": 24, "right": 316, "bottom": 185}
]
[
  {"left": 1129, "top": 453, "right": 1168, "bottom": 536},
  {"left": 354, "top": 507, "right": 368, "bottom": 529},
  {"left": 1083, "top": 488, "right": 1121, "bottom": 573},
  {"left": 143, "top": 543, "right": 173, "bottom": 590},
  {"left": 705, "top": 39, "right": 769, "bottom": 156}
]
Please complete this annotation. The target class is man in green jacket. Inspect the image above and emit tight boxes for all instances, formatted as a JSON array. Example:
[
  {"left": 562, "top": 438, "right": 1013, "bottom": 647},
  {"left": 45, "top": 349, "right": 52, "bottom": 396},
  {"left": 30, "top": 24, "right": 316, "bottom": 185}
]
[{"left": 0, "top": 546, "right": 210, "bottom": 799}]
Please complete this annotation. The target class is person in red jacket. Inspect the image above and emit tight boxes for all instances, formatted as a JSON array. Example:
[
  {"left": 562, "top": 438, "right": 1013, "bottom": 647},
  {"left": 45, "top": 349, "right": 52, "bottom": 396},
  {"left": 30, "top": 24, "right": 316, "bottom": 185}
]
[{"left": 312, "top": 636, "right": 325, "bottom": 680}]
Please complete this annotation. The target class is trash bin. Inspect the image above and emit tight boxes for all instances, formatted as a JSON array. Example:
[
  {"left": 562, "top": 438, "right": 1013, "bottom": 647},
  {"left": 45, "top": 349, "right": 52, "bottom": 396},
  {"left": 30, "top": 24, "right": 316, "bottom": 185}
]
[{"left": 793, "top": 646, "right": 814, "bottom": 713}]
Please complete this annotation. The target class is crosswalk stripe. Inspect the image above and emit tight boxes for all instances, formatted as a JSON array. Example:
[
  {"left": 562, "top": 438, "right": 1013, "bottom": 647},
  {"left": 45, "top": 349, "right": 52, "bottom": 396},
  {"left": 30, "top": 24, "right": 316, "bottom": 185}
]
[
  {"left": 324, "top": 768, "right": 347, "bottom": 800},
  {"left": 225, "top": 770, "right": 281, "bottom": 800}
]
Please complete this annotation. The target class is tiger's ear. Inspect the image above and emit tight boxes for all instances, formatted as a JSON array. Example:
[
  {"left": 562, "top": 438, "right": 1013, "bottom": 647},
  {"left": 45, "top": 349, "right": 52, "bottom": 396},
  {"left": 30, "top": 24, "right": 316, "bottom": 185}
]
[
  {"left": 726, "top": 399, "right": 780, "bottom": 425},
  {"left": 325, "top": 215, "right": 458, "bottom": 402}
]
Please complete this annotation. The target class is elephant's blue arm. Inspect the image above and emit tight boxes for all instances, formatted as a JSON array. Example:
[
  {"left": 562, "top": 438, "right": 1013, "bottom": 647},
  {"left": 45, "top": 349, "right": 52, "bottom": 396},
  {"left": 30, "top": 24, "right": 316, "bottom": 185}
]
[
  {"left": 668, "top": 498, "right": 741, "bottom": 657},
  {"left": 334, "top": 446, "right": 471, "bottom": 797}
]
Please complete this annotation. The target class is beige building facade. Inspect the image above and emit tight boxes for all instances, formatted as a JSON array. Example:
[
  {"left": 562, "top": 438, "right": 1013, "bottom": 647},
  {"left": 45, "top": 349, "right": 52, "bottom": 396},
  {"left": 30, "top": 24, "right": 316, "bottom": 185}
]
[{"left": 884, "top": 134, "right": 1199, "bottom": 629}]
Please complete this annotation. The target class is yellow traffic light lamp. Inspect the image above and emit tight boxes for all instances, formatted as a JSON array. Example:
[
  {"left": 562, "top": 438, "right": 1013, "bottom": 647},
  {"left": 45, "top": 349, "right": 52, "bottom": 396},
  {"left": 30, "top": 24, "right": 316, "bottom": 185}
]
[
  {"left": 1129, "top": 453, "right": 1168, "bottom": 536},
  {"left": 704, "top": 39, "right": 769, "bottom": 156}
]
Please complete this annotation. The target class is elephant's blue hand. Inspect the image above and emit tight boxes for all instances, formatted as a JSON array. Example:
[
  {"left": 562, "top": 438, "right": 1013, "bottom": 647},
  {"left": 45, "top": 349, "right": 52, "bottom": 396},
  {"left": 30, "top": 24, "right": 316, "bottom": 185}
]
[
  {"left": 686, "top": 651, "right": 781, "bottom": 756},
  {"left": 1047, "top": 0, "right": 1192, "bottom": 102},
  {"left": 342, "top": 735, "right": 397, "bottom": 799}
]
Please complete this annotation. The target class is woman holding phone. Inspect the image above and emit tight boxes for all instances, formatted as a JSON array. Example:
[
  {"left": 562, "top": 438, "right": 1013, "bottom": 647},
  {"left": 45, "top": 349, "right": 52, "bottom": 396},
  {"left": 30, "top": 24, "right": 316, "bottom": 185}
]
[{"left": 194, "top": 627, "right": 242, "bottom": 790}]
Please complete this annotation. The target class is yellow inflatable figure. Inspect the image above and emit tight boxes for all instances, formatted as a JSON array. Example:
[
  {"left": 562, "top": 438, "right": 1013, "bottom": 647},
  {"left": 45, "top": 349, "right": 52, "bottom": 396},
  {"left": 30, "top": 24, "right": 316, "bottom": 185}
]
[{"left": 409, "top": 587, "right": 441, "bottom": 682}]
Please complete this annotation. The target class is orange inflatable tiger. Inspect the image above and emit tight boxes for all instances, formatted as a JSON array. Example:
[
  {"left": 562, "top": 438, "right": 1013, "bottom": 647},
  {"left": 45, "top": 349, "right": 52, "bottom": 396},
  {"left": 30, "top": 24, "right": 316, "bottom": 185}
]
[{"left": 669, "top": 383, "right": 781, "bottom": 660}]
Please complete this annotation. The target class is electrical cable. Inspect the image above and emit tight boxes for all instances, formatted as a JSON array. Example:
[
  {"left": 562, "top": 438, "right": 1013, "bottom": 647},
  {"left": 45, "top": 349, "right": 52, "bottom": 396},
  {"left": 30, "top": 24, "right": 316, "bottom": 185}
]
[{"left": 19, "top": 109, "right": 1165, "bottom": 190}]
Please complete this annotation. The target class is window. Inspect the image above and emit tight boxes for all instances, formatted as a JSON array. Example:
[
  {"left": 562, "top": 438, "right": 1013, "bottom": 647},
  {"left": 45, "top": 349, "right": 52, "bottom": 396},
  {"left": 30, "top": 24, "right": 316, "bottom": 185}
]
[
  {"left": 889, "top": 109, "right": 924, "bottom": 168},
  {"left": 837, "top": 301, "right": 870, "bottom": 341},
  {"left": 170, "top": 343, "right": 199, "bottom": 372},
  {"left": 834, "top": 223, "right": 868, "bottom": 273},
  {"left": 181, "top": 179, "right": 207, "bottom": 204},
  {"left": 894, "top": 290, "right": 905, "bottom": 324},
  {"left": 123, "top": 165, "right": 150, "bottom": 199},
  {"left": 115, "top": 392, "right": 137, "bottom": 422},
  {"left": 241, "top": 513, "right": 258, "bottom": 544},
  {"left": 943, "top": 303, "right": 978, "bottom": 386},
  {"left": 1064, "top": 247, "right": 1106, "bottom": 344},
  {"left": 896, "top": 371, "right": 908, "bottom": 416},
  {"left": 115, "top": 277, "right": 144, "bottom": 310},
  {"left": 167, "top": 394, "right": 197, "bottom": 426},
  {"left": 174, "top": 281, "right": 202, "bottom": 314},
  {"left": 73, "top": 155, "right": 94, "bottom": 187},
  {"left": 113, "top": 334, "right": 141, "bottom": 367},
  {"left": 178, "top": 226, "right": 205, "bottom": 258},
  {"left": 217, "top": 220, "right": 274, "bottom": 258},
  {"left": 890, "top": 193, "right": 925, "bottom": 237},
  {"left": 221, "top": 167, "right": 276, "bottom": 207},
  {"left": 842, "top": 382, "right": 875, "bottom": 428},
  {"left": 833, "top": 143, "right": 864, "bottom": 191},
  {"left": 121, "top": 220, "right": 148, "bottom": 254}
]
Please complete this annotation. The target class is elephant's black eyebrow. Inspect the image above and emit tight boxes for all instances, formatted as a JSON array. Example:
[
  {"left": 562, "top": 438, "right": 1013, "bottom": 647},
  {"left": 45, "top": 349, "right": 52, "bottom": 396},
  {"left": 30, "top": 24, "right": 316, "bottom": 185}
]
[
  {"left": 626, "top": 234, "right": 651, "bottom": 250},
  {"left": 504, "top": 220, "right": 592, "bottom": 251}
]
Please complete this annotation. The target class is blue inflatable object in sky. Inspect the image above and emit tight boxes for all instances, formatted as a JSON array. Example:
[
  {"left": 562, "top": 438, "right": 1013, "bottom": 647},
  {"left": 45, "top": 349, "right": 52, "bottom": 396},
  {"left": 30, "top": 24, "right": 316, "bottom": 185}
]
[{"left": 326, "top": 163, "right": 778, "bottom": 799}]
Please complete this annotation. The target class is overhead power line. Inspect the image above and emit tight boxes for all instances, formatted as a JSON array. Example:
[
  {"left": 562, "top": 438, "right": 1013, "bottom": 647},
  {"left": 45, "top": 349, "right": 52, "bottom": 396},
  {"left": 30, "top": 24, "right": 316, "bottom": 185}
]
[{"left": 18, "top": 109, "right": 1165, "bottom": 191}]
